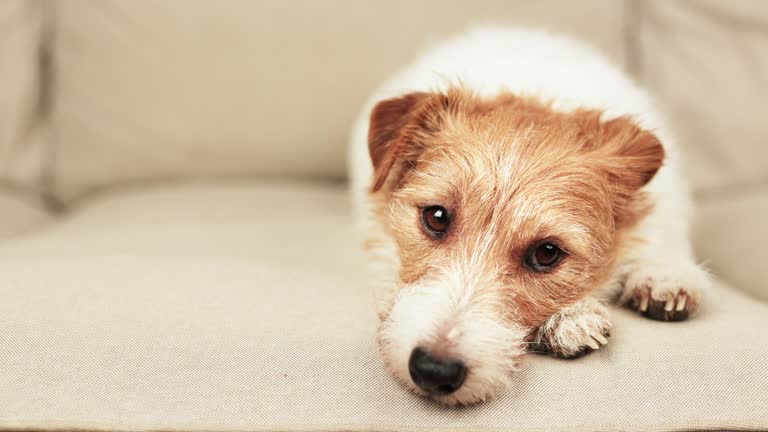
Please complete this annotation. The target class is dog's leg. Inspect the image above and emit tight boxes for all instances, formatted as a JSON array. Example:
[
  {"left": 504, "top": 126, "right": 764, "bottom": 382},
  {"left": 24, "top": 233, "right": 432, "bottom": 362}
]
[
  {"left": 617, "top": 183, "right": 711, "bottom": 321},
  {"left": 532, "top": 296, "right": 612, "bottom": 359}
]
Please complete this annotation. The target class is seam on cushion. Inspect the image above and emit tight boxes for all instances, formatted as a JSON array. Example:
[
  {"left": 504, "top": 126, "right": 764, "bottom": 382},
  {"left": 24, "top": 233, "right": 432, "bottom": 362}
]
[
  {"left": 11, "top": 0, "right": 44, "bottom": 169},
  {"left": 623, "top": 0, "right": 643, "bottom": 80},
  {"left": 37, "top": 0, "right": 64, "bottom": 212},
  {"left": 0, "top": 0, "right": 55, "bottom": 221},
  {"left": 59, "top": 174, "right": 347, "bottom": 213},
  {"left": 2, "top": 0, "right": 60, "bottom": 212},
  {"left": 0, "top": 178, "right": 48, "bottom": 208}
]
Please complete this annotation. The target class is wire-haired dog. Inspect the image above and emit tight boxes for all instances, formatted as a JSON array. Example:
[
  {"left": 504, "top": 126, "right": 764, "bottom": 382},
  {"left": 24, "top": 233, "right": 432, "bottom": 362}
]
[{"left": 349, "top": 28, "right": 710, "bottom": 406}]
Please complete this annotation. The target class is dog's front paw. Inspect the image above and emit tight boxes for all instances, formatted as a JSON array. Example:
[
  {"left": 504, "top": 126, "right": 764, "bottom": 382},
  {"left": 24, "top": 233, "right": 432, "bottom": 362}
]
[
  {"left": 533, "top": 297, "right": 612, "bottom": 359},
  {"left": 620, "top": 263, "right": 709, "bottom": 321}
]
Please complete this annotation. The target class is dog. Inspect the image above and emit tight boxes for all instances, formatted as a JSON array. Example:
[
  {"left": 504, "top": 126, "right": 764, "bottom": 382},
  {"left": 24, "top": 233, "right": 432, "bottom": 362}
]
[{"left": 348, "top": 27, "right": 710, "bottom": 406}]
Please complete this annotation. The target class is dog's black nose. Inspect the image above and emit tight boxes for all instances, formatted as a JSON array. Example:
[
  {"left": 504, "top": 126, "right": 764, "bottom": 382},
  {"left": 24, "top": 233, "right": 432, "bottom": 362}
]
[{"left": 408, "top": 347, "right": 467, "bottom": 395}]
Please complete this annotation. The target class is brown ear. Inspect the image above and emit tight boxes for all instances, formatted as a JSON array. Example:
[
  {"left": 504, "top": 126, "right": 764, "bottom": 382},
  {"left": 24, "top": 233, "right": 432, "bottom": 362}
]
[
  {"left": 591, "top": 116, "right": 665, "bottom": 227},
  {"left": 598, "top": 116, "right": 665, "bottom": 191},
  {"left": 368, "top": 92, "right": 430, "bottom": 192}
]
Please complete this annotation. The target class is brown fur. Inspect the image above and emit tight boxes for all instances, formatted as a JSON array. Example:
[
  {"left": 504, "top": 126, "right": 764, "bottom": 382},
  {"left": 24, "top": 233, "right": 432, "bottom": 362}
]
[{"left": 368, "top": 87, "right": 664, "bottom": 329}]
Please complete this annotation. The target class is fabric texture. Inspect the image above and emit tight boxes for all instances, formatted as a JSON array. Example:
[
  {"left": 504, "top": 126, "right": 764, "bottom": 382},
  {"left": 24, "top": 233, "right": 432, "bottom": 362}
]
[
  {"left": 0, "top": 192, "right": 51, "bottom": 239},
  {"left": 49, "top": 0, "right": 625, "bottom": 201},
  {"left": 0, "top": 0, "right": 51, "bottom": 237},
  {"left": 634, "top": 0, "right": 768, "bottom": 302},
  {"left": 1, "top": 183, "right": 767, "bottom": 432},
  {"left": 636, "top": 0, "right": 768, "bottom": 193},
  {"left": 694, "top": 188, "right": 768, "bottom": 301}
]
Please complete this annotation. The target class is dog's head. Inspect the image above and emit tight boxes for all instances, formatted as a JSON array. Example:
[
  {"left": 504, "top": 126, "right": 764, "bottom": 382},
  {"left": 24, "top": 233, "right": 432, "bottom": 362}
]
[{"left": 366, "top": 88, "right": 664, "bottom": 405}]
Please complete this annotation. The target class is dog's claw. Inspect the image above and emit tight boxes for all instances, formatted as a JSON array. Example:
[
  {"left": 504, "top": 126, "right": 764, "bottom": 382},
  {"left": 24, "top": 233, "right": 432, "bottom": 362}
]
[
  {"left": 533, "top": 298, "right": 613, "bottom": 359},
  {"left": 622, "top": 265, "right": 707, "bottom": 322},
  {"left": 639, "top": 292, "right": 649, "bottom": 312},
  {"left": 626, "top": 284, "right": 694, "bottom": 321},
  {"left": 586, "top": 337, "right": 600, "bottom": 350},
  {"left": 594, "top": 333, "right": 608, "bottom": 345},
  {"left": 664, "top": 297, "right": 674, "bottom": 312}
]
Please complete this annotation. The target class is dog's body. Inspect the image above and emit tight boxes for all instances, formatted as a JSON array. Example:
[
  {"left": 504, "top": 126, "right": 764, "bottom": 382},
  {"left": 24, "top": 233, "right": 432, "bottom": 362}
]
[{"left": 349, "top": 28, "right": 710, "bottom": 405}]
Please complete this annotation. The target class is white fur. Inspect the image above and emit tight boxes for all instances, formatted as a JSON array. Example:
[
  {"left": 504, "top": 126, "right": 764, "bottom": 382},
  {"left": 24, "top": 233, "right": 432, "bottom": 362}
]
[
  {"left": 349, "top": 27, "right": 710, "bottom": 404},
  {"left": 379, "top": 263, "right": 527, "bottom": 406},
  {"left": 534, "top": 296, "right": 613, "bottom": 358}
]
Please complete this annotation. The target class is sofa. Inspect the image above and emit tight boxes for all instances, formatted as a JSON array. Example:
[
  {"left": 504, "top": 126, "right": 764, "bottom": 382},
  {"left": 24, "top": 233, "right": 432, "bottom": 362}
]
[{"left": 1, "top": 1, "right": 767, "bottom": 431}]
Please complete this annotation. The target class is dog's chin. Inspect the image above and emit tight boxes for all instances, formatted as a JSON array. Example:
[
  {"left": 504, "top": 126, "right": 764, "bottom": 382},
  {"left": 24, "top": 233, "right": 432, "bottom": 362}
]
[{"left": 377, "top": 278, "right": 527, "bottom": 406}]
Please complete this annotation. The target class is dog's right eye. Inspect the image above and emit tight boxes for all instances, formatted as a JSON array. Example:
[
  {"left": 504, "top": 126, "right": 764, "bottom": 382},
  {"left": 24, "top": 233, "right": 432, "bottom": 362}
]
[
  {"left": 421, "top": 206, "right": 450, "bottom": 238},
  {"left": 525, "top": 241, "right": 565, "bottom": 272}
]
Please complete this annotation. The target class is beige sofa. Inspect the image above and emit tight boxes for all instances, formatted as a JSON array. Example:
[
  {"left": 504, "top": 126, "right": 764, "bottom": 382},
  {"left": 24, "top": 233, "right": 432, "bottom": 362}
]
[{"left": 1, "top": 1, "right": 767, "bottom": 431}]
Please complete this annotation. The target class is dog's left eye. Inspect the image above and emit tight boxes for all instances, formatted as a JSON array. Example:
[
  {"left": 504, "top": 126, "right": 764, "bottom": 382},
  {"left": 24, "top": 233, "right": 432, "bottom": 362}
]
[
  {"left": 421, "top": 206, "right": 450, "bottom": 238},
  {"left": 525, "top": 242, "right": 565, "bottom": 271}
]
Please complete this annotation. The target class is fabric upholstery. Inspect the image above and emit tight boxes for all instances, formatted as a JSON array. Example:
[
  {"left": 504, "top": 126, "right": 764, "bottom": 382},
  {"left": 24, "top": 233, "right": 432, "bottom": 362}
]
[
  {"left": 0, "top": 192, "right": 51, "bottom": 239},
  {"left": 50, "top": 0, "right": 625, "bottom": 201},
  {"left": 694, "top": 189, "right": 768, "bottom": 301},
  {"left": 0, "top": 0, "right": 50, "bottom": 237},
  {"left": 636, "top": 0, "right": 768, "bottom": 194},
  {"left": 1, "top": 183, "right": 767, "bottom": 432},
  {"left": 634, "top": 0, "right": 768, "bottom": 300}
]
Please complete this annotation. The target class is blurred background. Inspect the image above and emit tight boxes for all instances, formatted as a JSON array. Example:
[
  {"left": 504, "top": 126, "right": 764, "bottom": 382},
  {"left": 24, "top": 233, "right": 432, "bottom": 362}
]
[{"left": 2, "top": 1, "right": 767, "bottom": 295}]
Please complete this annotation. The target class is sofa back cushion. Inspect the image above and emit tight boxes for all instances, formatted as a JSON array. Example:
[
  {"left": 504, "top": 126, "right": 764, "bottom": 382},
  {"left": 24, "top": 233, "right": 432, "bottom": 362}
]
[
  {"left": 50, "top": 0, "right": 625, "bottom": 200},
  {"left": 637, "top": 0, "right": 768, "bottom": 193},
  {"left": 635, "top": 0, "right": 768, "bottom": 301}
]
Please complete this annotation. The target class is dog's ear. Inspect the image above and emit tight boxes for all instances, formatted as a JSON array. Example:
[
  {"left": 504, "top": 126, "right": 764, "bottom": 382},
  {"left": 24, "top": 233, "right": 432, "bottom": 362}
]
[
  {"left": 368, "top": 92, "right": 432, "bottom": 192},
  {"left": 597, "top": 116, "right": 665, "bottom": 191},
  {"left": 588, "top": 116, "right": 665, "bottom": 227}
]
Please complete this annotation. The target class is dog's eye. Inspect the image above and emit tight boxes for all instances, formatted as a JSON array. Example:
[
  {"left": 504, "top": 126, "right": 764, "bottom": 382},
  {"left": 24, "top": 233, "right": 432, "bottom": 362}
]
[
  {"left": 525, "top": 242, "right": 565, "bottom": 271},
  {"left": 422, "top": 206, "right": 450, "bottom": 238}
]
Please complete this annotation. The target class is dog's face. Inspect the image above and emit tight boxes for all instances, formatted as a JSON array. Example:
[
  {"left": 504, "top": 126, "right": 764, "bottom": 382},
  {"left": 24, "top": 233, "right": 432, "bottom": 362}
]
[{"left": 366, "top": 88, "right": 664, "bottom": 405}]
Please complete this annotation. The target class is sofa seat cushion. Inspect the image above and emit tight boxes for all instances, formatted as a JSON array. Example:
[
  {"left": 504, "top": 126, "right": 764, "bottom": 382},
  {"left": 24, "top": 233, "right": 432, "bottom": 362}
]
[{"left": 1, "top": 182, "right": 767, "bottom": 432}]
